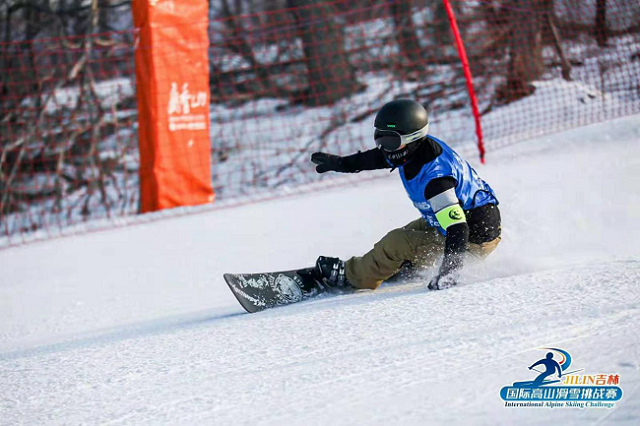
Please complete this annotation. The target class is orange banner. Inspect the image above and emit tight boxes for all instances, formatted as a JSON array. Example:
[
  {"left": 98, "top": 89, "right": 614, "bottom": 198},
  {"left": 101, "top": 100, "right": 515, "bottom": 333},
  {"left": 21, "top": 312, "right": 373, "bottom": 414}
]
[{"left": 132, "top": 0, "right": 214, "bottom": 213}]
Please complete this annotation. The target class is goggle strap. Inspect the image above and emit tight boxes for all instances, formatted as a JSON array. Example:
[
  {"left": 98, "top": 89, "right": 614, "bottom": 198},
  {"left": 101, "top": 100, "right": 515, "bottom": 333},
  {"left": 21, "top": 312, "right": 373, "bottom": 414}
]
[
  {"left": 374, "top": 123, "right": 429, "bottom": 146},
  {"left": 403, "top": 123, "right": 429, "bottom": 143}
]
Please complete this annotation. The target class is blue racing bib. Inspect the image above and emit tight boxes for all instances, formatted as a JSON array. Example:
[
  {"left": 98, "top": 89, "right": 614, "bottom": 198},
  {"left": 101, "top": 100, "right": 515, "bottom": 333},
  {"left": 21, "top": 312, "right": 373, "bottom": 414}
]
[{"left": 399, "top": 136, "right": 498, "bottom": 235}]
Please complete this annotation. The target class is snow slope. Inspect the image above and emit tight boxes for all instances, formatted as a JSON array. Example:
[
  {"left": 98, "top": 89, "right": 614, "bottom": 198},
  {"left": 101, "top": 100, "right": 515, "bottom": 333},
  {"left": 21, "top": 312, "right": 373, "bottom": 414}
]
[{"left": 1, "top": 115, "right": 640, "bottom": 425}]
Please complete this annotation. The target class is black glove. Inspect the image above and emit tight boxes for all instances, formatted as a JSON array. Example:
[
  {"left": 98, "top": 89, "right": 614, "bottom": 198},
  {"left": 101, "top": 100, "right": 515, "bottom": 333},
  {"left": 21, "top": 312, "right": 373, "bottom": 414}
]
[
  {"left": 428, "top": 273, "right": 458, "bottom": 291},
  {"left": 311, "top": 152, "right": 344, "bottom": 174}
]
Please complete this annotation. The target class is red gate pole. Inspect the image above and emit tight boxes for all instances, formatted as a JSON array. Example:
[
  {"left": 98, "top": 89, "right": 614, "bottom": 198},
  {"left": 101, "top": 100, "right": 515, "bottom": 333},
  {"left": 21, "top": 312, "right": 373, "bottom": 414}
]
[{"left": 443, "top": 0, "right": 486, "bottom": 163}]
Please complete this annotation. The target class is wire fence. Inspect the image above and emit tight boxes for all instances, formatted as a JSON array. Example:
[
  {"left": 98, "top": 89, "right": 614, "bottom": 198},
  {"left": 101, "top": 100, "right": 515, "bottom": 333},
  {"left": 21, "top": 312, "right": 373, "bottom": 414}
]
[{"left": 1, "top": 0, "right": 639, "bottom": 247}]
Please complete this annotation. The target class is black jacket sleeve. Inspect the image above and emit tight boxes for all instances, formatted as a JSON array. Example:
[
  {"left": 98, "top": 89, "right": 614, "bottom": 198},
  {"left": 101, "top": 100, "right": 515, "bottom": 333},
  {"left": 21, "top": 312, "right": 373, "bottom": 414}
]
[
  {"left": 423, "top": 177, "right": 457, "bottom": 199},
  {"left": 424, "top": 177, "right": 469, "bottom": 278},
  {"left": 341, "top": 149, "right": 390, "bottom": 172},
  {"left": 439, "top": 222, "right": 469, "bottom": 277}
]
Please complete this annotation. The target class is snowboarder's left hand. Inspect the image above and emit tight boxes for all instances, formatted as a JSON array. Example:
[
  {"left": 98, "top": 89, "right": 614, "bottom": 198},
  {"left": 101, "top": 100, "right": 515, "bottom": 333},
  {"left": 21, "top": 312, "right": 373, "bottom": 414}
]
[
  {"left": 428, "top": 274, "right": 458, "bottom": 290},
  {"left": 311, "top": 152, "right": 344, "bottom": 173}
]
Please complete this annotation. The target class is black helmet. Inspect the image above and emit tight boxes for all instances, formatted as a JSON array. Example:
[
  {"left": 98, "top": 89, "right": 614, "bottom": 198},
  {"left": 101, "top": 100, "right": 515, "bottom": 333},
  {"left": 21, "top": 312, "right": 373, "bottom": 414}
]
[
  {"left": 374, "top": 99, "right": 429, "bottom": 166},
  {"left": 374, "top": 99, "right": 429, "bottom": 135}
]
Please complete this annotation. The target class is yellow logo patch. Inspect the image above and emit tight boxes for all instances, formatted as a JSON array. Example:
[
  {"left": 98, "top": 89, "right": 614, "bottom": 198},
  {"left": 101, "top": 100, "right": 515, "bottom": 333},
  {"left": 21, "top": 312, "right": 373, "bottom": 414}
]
[{"left": 449, "top": 208, "right": 463, "bottom": 221}]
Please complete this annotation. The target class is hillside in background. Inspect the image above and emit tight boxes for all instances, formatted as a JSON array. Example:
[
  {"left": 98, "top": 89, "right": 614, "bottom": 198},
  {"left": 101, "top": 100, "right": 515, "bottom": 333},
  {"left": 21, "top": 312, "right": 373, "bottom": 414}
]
[{"left": 2, "top": 1, "right": 639, "bottom": 246}]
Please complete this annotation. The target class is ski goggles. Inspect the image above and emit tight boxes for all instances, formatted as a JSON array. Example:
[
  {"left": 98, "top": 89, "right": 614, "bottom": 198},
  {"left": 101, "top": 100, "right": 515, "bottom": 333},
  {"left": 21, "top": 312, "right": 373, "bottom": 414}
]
[{"left": 374, "top": 123, "right": 429, "bottom": 152}]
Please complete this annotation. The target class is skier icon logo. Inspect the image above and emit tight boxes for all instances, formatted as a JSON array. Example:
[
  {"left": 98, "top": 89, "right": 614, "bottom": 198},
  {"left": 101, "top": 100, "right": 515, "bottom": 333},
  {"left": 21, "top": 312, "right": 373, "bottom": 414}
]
[
  {"left": 528, "top": 351, "right": 564, "bottom": 387},
  {"left": 513, "top": 348, "right": 582, "bottom": 388}
]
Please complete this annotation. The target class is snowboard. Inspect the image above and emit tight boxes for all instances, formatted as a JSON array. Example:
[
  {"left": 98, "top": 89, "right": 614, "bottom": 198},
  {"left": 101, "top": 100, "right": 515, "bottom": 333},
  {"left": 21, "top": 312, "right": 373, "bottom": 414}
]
[
  {"left": 224, "top": 263, "right": 417, "bottom": 313},
  {"left": 224, "top": 267, "right": 328, "bottom": 313}
]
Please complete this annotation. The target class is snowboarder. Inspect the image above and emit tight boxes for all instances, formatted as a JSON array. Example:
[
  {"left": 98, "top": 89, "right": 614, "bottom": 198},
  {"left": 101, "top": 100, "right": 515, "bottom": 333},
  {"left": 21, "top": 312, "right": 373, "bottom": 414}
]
[
  {"left": 311, "top": 99, "right": 501, "bottom": 291},
  {"left": 529, "top": 352, "right": 563, "bottom": 387}
]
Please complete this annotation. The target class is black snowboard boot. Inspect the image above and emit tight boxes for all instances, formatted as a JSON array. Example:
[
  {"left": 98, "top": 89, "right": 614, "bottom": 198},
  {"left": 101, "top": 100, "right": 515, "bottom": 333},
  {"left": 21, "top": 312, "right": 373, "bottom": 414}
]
[{"left": 314, "top": 256, "right": 352, "bottom": 290}]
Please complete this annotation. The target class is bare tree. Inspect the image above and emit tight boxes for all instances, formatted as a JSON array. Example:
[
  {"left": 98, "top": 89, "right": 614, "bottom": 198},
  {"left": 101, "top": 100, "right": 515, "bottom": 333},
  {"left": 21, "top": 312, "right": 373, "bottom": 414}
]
[
  {"left": 542, "top": 0, "right": 571, "bottom": 80},
  {"left": 431, "top": 0, "right": 464, "bottom": 52},
  {"left": 499, "top": 0, "right": 545, "bottom": 101},
  {"left": 287, "top": 0, "right": 358, "bottom": 106},
  {"left": 1, "top": 0, "right": 135, "bottom": 224},
  {"left": 218, "top": 0, "right": 285, "bottom": 98},
  {"left": 595, "top": 0, "right": 608, "bottom": 47},
  {"left": 390, "top": 0, "right": 423, "bottom": 72},
  {"left": 1, "top": 1, "right": 43, "bottom": 120}
]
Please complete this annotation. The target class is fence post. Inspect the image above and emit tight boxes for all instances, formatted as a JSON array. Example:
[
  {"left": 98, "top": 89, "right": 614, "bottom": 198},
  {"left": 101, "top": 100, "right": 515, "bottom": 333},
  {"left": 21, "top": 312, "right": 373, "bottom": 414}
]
[
  {"left": 443, "top": 0, "right": 485, "bottom": 163},
  {"left": 132, "top": 0, "right": 214, "bottom": 213}
]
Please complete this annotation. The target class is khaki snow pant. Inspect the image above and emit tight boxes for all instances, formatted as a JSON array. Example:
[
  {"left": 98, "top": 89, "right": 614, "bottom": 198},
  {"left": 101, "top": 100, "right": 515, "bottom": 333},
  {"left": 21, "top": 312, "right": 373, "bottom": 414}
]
[{"left": 345, "top": 218, "right": 501, "bottom": 290}]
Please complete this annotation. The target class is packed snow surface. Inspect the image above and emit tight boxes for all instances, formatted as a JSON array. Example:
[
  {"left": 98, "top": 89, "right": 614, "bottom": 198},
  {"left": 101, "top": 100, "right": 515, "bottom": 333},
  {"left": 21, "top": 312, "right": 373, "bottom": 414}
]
[{"left": 1, "top": 115, "right": 640, "bottom": 425}]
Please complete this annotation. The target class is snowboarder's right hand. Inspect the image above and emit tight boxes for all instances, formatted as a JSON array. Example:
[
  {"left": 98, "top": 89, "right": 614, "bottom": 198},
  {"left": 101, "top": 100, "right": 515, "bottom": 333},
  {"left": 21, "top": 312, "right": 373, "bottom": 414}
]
[
  {"left": 311, "top": 152, "right": 344, "bottom": 173},
  {"left": 428, "top": 273, "right": 457, "bottom": 291}
]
